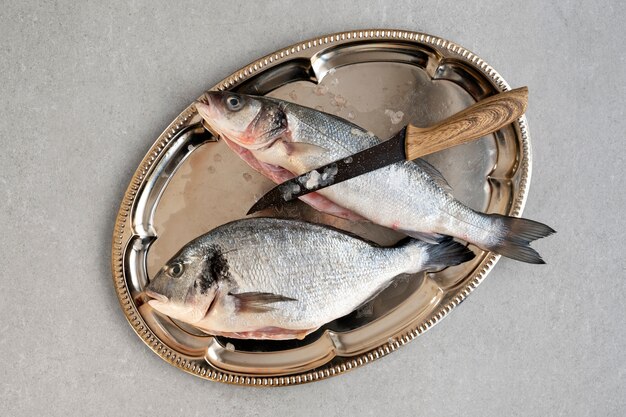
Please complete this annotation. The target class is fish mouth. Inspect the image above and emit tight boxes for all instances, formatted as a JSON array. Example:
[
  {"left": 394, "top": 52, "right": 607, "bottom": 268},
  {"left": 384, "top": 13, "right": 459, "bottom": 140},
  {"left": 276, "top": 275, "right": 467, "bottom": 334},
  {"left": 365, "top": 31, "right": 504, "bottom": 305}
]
[
  {"left": 196, "top": 92, "right": 222, "bottom": 118},
  {"left": 195, "top": 97, "right": 231, "bottom": 140},
  {"left": 144, "top": 289, "right": 169, "bottom": 303},
  {"left": 195, "top": 99, "right": 213, "bottom": 121}
]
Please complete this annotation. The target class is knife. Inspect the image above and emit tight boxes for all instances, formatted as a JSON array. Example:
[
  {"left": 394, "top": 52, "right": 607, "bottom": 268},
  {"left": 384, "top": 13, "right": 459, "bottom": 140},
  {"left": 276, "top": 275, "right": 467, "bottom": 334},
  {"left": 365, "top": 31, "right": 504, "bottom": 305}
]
[{"left": 246, "top": 87, "right": 528, "bottom": 215}]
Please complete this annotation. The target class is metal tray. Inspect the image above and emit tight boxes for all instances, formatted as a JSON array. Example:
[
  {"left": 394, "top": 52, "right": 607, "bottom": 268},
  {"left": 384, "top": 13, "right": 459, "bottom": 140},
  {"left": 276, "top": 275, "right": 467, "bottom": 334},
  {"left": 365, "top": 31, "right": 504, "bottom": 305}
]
[{"left": 111, "top": 29, "right": 532, "bottom": 386}]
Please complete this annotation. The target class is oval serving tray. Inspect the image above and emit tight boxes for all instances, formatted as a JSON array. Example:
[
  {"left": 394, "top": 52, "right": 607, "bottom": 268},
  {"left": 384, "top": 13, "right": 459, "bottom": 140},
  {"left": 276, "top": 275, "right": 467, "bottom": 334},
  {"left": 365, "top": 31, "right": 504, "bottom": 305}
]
[{"left": 111, "top": 29, "right": 532, "bottom": 386}]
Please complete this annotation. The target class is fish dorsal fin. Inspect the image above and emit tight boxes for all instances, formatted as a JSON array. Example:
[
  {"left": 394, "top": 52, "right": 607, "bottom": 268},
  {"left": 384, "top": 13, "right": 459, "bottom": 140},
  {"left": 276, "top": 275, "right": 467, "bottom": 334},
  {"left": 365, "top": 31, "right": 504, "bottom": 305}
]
[
  {"left": 413, "top": 159, "right": 453, "bottom": 194},
  {"left": 229, "top": 291, "right": 297, "bottom": 313}
]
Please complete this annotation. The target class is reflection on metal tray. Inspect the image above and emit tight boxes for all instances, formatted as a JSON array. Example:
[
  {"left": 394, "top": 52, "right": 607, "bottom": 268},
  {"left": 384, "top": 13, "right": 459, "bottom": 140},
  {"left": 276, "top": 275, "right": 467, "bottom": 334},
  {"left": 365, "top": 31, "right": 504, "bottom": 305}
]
[{"left": 112, "top": 29, "right": 531, "bottom": 386}]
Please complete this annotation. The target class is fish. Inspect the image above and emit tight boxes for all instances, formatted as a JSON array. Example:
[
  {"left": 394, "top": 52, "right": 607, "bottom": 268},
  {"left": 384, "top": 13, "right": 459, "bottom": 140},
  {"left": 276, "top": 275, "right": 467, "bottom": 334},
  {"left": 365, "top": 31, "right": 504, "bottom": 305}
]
[
  {"left": 196, "top": 92, "right": 555, "bottom": 263},
  {"left": 144, "top": 218, "right": 474, "bottom": 340}
]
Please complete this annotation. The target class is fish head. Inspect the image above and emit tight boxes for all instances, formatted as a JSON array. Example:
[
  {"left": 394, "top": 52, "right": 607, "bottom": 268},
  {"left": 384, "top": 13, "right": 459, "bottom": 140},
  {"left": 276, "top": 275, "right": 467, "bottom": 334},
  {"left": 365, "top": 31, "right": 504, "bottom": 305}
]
[
  {"left": 145, "top": 241, "right": 220, "bottom": 324},
  {"left": 196, "top": 91, "right": 287, "bottom": 150}
]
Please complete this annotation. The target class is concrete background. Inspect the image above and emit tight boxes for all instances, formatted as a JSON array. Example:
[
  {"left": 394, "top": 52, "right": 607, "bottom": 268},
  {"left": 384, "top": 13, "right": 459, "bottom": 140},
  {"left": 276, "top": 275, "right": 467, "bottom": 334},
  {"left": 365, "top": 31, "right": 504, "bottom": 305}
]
[{"left": 1, "top": 1, "right": 624, "bottom": 416}]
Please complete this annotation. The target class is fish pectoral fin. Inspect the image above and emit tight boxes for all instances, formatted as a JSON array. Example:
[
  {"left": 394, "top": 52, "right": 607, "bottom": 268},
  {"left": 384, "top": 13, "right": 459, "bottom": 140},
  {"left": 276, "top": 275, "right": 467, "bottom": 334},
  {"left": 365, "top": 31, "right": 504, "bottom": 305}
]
[
  {"left": 229, "top": 291, "right": 297, "bottom": 313},
  {"left": 413, "top": 159, "right": 453, "bottom": 194},
  {"left": 299, "top": 192, "right": 368, "bottom": 222},
  {"left": 281, "top": 140, "right": 328, "bottom": 157}
]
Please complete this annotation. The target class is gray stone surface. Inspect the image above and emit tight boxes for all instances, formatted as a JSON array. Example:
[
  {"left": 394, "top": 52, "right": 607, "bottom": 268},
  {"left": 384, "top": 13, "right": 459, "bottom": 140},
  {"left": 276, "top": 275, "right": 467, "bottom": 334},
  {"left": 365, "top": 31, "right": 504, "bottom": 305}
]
[{"left": 1, "top": 1, "right": 624, "bottom": 416}]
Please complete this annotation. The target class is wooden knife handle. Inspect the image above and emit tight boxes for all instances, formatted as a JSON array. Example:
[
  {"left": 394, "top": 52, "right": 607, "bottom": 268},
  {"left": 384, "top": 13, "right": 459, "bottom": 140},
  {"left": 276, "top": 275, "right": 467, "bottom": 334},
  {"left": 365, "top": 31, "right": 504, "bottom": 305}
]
[{"left": 404, "top": 87, "right": 528, "bottom": 160}]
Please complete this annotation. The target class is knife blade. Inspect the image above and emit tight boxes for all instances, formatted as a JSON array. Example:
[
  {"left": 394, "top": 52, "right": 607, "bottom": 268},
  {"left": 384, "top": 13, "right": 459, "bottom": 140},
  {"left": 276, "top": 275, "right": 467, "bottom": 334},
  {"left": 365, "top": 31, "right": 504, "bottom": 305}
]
[{"left": 247, "top": 87, "right": 528, "bottom": 215}]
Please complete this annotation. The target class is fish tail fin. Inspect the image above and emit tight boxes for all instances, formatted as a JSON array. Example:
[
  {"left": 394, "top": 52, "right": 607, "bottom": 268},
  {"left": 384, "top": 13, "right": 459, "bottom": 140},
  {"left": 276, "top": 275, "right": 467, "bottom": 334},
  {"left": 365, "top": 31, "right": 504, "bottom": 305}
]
[
  {"left": 482, "top": 214, "right": 556, "bottom": 264},
  {"left": 402, "top": 238, "right": 475, "bottom": 272}
]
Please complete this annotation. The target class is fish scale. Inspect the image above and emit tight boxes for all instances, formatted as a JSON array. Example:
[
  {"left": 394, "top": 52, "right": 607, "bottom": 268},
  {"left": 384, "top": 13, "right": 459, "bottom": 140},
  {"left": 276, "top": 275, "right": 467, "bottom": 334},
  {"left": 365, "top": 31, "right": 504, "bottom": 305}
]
[
  {"left": 195, "top": 92, "right": 554, "bottom": 263},
  {"left": 145, "top": 218, "right": 474, "bottom": 340},
  {"left": 271, "top": 105, "right": 451, "bottom": 236}
]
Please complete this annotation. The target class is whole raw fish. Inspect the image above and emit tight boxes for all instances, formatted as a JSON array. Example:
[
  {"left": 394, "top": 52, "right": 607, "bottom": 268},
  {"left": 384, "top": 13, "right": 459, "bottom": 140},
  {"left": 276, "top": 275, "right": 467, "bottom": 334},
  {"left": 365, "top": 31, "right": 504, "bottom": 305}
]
[
  {"left": 196, "top": 92, "right": 554, "bottom": 263},
  {"left": 145, "top": 218, "right": 474, "bottom": 340}
]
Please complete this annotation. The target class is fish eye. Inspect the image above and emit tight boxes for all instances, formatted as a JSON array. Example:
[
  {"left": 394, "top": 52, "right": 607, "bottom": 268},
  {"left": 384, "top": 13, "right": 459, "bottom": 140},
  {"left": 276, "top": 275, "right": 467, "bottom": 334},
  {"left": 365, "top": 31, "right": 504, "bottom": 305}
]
[
  {"left": 225, "top": 95, "right": 243, "bottom": 111},
  {"left": 168, "top": 262, "right": 184, "bottom": 278}
]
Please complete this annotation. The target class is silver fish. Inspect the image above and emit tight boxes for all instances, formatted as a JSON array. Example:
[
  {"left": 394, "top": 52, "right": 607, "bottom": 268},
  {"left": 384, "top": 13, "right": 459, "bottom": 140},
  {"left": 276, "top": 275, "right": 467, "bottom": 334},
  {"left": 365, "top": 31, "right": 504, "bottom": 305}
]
[
  {"left": 196, "top": 92, "right": 554, "bottom": 263},
  {"left": 145, "top": 218, "right": 474, "bottom": 340}
]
